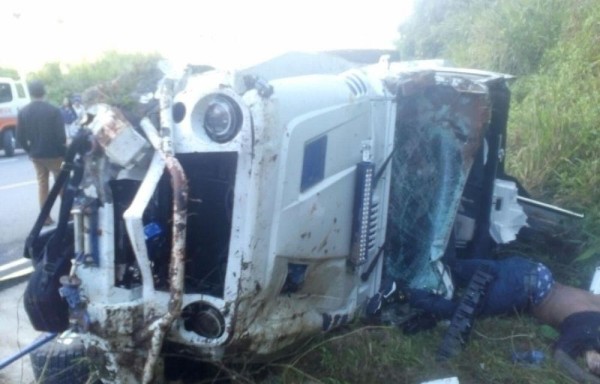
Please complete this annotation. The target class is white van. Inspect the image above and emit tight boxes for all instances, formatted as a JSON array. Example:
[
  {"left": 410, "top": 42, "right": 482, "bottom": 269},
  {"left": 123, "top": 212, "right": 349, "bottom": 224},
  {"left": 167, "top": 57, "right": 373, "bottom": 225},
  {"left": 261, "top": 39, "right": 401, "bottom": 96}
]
[{"left": 0, "top": 77, "right": 30, "bottom": 156}]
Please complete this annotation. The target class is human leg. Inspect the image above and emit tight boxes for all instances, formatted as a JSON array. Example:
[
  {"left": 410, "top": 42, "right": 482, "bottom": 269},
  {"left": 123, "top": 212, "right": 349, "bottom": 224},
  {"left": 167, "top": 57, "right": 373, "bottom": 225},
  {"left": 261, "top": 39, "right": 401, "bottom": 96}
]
[
  {"left": 46, "top": 157, "right": 64, "bottom": 184},
  {"left": 408, "top": 288, "right": 458, "bottom": 319},
  {"left": 31, "top": 158, "right": 50, "bottom": 209},
  {"left": 409, "top": 256, "right": 538, "bottom": 319},
  {"left": 447, "top": 258, "right": 498, "bottom": 288},
  {"left": 404, "top": 258, "right": 497, "bottom": 319},
  {"left": 32, "top": 158, "right": 64, "bottom": 225}
]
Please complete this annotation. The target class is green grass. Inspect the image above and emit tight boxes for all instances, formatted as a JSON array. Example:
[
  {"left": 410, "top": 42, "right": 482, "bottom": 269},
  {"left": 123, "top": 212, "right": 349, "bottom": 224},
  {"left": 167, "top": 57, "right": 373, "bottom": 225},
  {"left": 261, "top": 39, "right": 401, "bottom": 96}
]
[
  {"left": 255, "top": 316, "right": 576, "bottom": 384},
  {"left": 247, "top": 238, "right": 593, "bottom": 384}
]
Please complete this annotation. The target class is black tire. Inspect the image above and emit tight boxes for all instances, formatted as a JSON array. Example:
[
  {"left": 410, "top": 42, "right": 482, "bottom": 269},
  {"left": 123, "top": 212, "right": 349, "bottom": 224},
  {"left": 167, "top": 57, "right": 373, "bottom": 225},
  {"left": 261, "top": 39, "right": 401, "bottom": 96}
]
[
  {"left": 3, "top": 129, "right": 15, "bottom": 157},
  {"left": 30, "top": 333, "right": 97, "bottom": 384}
]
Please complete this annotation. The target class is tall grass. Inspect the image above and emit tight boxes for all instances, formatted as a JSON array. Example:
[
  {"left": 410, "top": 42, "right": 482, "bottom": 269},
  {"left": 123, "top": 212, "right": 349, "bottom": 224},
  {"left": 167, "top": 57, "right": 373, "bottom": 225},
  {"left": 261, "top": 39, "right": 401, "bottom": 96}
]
[
  {"left": 267, "top": 316, "right": 577, "bottom": 384},
  {"left": 506, "top": 0, "right": 600, "bottom": 257},
  {"left": 447, "top": 0, "right": 567, "bottom": 76}
]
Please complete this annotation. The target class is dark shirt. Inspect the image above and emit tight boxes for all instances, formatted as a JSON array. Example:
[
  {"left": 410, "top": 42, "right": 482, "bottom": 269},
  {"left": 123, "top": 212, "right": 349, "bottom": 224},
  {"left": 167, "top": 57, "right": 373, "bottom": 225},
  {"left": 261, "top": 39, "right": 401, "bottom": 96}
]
[
  {"left": 555, "top": 311, "right": 600, "bottom": 358},
  {"left": 60, "top": 105, "right": 77, "bottom": 125},
  {"left": 17, "top": 100, "right": 66, "bottom": 158}
]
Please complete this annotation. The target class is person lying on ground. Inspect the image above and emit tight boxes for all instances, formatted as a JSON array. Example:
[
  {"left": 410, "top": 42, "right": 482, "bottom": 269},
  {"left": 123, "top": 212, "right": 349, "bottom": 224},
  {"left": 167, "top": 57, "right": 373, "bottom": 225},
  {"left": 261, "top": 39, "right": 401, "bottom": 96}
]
[{"left": 369, "top": 255, "right": 600, "bottom": 381}]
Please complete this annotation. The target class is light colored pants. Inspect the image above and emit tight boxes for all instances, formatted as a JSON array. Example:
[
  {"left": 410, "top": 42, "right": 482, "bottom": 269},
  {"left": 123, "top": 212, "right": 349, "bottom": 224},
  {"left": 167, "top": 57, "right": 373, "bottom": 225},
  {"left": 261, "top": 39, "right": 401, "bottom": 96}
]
[
  {"left": 65, "top": 123, "right": 80, "bottom": 144},
  {"left": 31, "top": 157, "right": 63, "bottom": 209}
]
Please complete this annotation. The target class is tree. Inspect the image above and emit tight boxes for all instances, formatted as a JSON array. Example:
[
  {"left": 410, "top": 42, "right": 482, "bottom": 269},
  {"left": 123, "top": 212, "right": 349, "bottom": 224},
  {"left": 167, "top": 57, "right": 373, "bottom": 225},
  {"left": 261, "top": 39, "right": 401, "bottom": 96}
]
[
  {"left": 398, "top": 0, "right": 565, "bottom": 76},
  {"left": 0, "top": 67, "right": 19, "bottom": 79},
  {"left": 29, "top": 51, "right": 163, "bottom": 105}
]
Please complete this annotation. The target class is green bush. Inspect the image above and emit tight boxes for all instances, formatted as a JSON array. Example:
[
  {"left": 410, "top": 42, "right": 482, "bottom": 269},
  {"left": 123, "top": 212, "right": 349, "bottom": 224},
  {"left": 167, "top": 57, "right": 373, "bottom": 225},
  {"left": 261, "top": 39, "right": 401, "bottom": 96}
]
[
  {"left": 507, "top": 0, "right": 600, "bottom": 254},
  {"left": 399, "top": 0, "right": 567, "bottom": 76},
  {"left": 28, "top": 50, "right": 162, "bottom": 106}
]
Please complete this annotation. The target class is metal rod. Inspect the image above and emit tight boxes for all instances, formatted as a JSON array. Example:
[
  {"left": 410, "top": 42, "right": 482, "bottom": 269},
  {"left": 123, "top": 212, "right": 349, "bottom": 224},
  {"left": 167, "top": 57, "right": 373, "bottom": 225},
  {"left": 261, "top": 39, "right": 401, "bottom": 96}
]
[
  {"left": 517, "top": 196, "right": 584, "bottom": 219},
  {"left": 0, "top": 332, "right": 57, "bottom": 370},
  {"left": 142, "top": 77, "right": 189, "bottom": 384}
]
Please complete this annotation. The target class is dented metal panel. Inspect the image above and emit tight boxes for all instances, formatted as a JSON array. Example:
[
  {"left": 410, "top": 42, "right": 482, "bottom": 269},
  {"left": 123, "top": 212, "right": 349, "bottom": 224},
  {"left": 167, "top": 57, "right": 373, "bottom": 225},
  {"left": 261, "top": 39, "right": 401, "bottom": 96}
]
[{"left": 86, "top": 104, "right": 150, "bottom": 169}]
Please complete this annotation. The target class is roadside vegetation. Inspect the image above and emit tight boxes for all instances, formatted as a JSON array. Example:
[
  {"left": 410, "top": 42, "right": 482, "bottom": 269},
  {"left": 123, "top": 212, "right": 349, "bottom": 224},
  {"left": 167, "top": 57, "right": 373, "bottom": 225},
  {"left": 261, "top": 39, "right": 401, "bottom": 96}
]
[
  {"left": 1, "top": 50, "right": 163, "bottom": 108},
  {"left": 1, "top": 0, "right": 599, "bottom": 382}
]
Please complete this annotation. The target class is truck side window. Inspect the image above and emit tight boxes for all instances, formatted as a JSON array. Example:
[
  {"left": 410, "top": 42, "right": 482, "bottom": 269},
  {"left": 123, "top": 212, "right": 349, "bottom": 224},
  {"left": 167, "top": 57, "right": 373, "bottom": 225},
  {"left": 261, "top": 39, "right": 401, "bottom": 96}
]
[
  {"left": 16, "top": 84, "right": 26, "bottom": 99},
  {"left": 0, "top": 83, "right": 13, "bottom": 103},
  {"left": 301, "top": 135, "right": 327, "bottom": 192}
]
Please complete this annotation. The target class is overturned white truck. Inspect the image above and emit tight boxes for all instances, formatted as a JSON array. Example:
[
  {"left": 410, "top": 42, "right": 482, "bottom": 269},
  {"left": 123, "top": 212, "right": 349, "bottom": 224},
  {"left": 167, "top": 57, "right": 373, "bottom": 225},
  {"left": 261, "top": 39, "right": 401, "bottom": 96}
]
[{"left": 23, "top": 51, "right": 577, "bottom": 383}]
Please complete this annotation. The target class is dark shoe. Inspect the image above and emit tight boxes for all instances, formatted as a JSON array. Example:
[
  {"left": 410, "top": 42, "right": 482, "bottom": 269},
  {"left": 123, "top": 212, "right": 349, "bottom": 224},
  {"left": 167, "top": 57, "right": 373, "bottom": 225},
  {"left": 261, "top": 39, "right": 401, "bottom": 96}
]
[{"left": 402, "top": 312, "right": 438, "bottom": 335}]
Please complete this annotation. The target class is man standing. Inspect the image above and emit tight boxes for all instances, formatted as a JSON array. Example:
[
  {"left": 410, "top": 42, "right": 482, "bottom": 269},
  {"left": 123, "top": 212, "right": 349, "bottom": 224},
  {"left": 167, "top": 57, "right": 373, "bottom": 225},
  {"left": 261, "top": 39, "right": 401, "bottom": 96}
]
[{"left": 17, "top": 80, "right": 66, "bottom": 226}]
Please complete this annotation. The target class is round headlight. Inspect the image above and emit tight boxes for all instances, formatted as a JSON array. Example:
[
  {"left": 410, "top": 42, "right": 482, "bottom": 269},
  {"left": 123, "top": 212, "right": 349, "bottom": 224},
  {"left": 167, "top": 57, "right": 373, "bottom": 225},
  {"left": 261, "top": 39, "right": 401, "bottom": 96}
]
[
  {"left": 203, "top": 95, "right": 242, "bottom": 143},
  {"left": 183, "top": 303, "right": 225, "bottom": 339}
]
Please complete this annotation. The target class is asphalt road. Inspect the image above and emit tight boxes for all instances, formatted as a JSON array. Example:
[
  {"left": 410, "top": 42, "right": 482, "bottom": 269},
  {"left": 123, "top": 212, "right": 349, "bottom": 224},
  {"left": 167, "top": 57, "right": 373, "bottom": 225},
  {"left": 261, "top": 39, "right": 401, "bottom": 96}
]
[
  {"left": 0, "top": 150, "right": 59, "bottom": 284},
  {"left": 0, "top": 150, "right": 43, "bottom": 382}
]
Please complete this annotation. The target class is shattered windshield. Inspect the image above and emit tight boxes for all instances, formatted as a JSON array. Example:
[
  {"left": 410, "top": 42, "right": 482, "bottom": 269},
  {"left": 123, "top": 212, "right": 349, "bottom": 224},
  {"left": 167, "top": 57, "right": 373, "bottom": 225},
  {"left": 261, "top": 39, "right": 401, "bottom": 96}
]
[{"left": 384, "top": 73, "right": 490, "bottom": 293}]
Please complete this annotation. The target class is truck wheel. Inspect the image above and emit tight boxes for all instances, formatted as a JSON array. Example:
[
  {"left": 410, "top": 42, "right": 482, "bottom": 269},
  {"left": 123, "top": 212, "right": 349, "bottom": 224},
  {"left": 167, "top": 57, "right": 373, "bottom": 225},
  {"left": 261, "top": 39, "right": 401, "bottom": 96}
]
[
  {"left": 3, "top": 130, "right": 15, "bottom": 157},
  {"left": 29, "top": 333, "right": 98, "bottom": 384}
]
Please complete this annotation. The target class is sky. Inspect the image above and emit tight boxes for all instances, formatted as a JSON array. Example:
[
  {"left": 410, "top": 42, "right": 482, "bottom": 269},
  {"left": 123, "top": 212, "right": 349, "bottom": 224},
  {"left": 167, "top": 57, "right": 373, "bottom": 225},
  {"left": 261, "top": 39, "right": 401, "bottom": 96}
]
[{"left": 2, "top": 0, "right": 413, "bottom": 73}]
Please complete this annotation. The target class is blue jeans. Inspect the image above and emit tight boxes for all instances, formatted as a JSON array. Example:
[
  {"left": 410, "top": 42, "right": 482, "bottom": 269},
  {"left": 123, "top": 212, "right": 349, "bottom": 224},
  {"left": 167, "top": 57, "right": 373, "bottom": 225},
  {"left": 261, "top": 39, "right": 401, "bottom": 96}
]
[{"left": 409, "top": 256, "right": 544, "bottom": 319}]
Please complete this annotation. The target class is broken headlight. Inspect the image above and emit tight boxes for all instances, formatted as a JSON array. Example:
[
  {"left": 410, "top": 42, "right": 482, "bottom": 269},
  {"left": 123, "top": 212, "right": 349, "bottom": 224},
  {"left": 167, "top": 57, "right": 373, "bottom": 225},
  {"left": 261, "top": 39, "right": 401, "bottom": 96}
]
[{"left": 203, "top": 95, "right": 242, "bottom": 143}]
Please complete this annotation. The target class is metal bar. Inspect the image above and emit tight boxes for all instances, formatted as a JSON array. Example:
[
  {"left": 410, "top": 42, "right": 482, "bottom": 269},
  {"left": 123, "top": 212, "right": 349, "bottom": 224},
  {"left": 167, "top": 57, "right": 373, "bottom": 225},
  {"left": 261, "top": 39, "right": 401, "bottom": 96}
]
[
  {"left": 0, "top": 332, "right": 57, "bottom": 370},
  {"left": 123, "top": 151, "right": 165, "bottom": 302},
  {"left": 517, "top": 196, "right": 584, "bottom": 219},
  {"left": 142, "top": 78, "right": 189, "bottom": 384}
]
